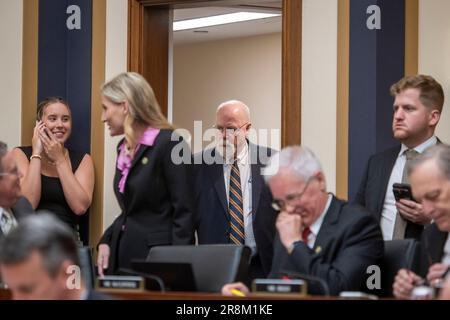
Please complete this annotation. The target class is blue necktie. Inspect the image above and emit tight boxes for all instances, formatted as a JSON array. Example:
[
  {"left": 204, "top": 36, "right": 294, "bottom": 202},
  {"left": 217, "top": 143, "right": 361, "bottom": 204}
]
[{"left": 228, "top": 161, "right": 245, "bottom": 245}]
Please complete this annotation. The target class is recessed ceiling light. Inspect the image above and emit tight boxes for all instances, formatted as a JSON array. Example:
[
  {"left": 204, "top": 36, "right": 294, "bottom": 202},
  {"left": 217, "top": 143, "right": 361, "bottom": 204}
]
[{"left": 173, "top": 12, "right": 281, "bottom": 32}]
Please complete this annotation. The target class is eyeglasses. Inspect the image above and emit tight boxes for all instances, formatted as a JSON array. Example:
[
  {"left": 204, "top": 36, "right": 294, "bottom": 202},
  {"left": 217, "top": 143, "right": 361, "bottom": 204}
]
[
  {"left": 212, "top": 122, "right": 249, "bottom": 136},
  {"left": 0, "top": 168, "right": 21, "bottom": 178},
  {"left": 271, "top": 177, "right": 315, "bottom": 212}
]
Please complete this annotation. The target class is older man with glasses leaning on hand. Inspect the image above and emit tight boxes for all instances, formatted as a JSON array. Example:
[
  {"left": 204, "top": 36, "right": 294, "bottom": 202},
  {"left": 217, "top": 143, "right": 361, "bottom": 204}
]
[{"left": 222, "top": 146, "right": 384, "bottom": 296}]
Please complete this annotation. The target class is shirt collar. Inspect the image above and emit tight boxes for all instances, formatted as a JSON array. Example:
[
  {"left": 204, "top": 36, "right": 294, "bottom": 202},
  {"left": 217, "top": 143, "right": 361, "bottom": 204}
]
[
  {"left": 399, "top": 135, "right": 437, "bottom": 158},
  {"left": 309, "top": 193, "right": 333, "bottom": 237},
  {"left": 139, "top": 127, "right": 160, "bottom": 146},
  {"left": 221, "top": 142, "right": 249, "bottom": 166}
]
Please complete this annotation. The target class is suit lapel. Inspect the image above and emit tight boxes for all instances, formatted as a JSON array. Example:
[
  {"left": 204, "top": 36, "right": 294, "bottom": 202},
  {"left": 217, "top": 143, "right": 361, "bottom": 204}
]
[
  {"left": 426, "top": 224, "right": 448, "bottom": 263},
  {"left": 206, "top": 149, "right": 229, "bottom": 218},
  {"left": 376, "top": 147, "right": 399, "bottom": 213},
  {"left": 130, "top": 144, "right": 151, "bottom": 170},
  {"left": 211, "top": 163, "right": 229, "bottom": 217},
  {"left": 250, "top": 144, "right": 263, "bottom": 221},
  {"left": 313, "top": 196, "right": 341, "bottom": 255}
]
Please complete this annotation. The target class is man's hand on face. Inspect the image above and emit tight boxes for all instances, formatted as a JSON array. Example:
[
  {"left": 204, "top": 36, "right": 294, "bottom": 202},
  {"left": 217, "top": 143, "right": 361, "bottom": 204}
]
[
  {"left": 276, "top": 211, "right": 303, "bottom": 250},
  {"left": 396, "top": 199, "right": 431, "bottom": 225}
]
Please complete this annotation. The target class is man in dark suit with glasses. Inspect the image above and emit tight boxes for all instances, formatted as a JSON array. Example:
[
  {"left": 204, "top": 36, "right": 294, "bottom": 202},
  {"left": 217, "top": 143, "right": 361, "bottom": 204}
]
[
  {"left": 0, "top": 141, "right": 33, "bottom": 239},
  {"left": 194, "top": 100, "right": 277, "bottom": 281},
  {"left": 222, "top": 146, "right": 383, "bottom": 296}
]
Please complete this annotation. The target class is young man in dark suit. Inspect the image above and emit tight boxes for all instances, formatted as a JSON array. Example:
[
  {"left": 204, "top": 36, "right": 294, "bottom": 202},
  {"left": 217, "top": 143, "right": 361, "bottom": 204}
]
[
  {"left": 355, "top": 75, "right": 444, "bottom": 240},
  {"left": 393, "top": 145, "right": 450, "bottom": 299},
  {"left": 222, "top": 146, "right": 383, "bottom": 296},
  {"left": 0, "top": 141, "right": 33, "bottom": 238},
  {"left": 0, "top": 213, "right": 110, "bottom": 300},
  {"left": 194, "top": 100, "right": 277, "bottom": 280}
]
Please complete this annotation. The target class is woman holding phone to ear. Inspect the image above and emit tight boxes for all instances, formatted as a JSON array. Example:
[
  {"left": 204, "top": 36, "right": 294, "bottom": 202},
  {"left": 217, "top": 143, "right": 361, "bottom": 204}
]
[{"left": 13, "top": 97, "right": 95, "bottom": 240}]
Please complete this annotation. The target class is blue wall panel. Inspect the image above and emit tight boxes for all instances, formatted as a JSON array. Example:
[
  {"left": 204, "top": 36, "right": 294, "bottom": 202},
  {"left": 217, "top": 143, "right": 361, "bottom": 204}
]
[
  {"left": 348, "top": 0, "right": 405, "bottom": 200},
  {"left": 38, "top": 0, "right": 93, "bottom": 243},
  {"left": 38, "top": 0, "right": 92, "bottom": 155}
]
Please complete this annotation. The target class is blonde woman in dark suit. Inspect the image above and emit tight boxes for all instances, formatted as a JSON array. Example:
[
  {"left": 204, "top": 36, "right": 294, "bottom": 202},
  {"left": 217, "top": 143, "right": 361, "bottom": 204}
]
[{"left": 97, "top": 72, "right": 194, "bottom": 276}]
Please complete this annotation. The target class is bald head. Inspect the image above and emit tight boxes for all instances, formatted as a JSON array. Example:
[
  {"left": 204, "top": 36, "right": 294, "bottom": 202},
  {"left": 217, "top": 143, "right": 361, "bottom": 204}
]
[
  {"left": 215, "top": 100, "right": 252, "bottom": 157},
  {"left": 216, "top": 100, "right": 251, "bottom": 123}
]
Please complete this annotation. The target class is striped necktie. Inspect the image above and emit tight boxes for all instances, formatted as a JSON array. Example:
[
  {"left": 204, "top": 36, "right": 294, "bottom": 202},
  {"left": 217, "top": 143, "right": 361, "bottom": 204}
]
[
  {"left": 0, "top": 209, "right": 13, "bottom": 235},
  {"left": 228, "top": 160, "right": 245, "bottom": 245}
]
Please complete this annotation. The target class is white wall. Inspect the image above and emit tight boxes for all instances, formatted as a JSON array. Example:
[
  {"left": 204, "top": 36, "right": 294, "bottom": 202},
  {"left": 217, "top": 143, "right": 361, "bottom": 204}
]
[
  {"left": 0, "top": 0, "right": 22, "bottom": 148},
  {"left": 173, "top": 33, "right": 282, "bottom": 153},
  {"left": 103, "top": 0, "right": 128, "bottom": 229},
  {"left": 419, "top": 0, "right": 450, "bottom": 143},
  {"left": 301, "top": 0, "right": 338, "bottom": 193}
]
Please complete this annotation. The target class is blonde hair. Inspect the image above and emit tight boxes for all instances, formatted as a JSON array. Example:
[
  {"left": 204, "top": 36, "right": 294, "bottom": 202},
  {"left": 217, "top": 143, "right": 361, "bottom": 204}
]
[
  {"left": 101, "top": 72, "right": 172, "bottom": 147},
  {"left": 390, "top": 75, "right": 444, "bottom": 113}
]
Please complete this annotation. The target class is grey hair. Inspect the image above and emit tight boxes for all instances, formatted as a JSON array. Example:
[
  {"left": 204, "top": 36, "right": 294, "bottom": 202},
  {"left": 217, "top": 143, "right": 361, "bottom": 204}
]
[
  {"left": 263, "top": 146, "right": 323, "bottom": 183},
  {"left": 0, "top": 213, "right": 79, "bottom": 278},
  {"left": 407, "top": 144, "right": 450, "bottom": 180},
  {"left": 217, "top": 100, "right": 251, "bottom": 121},
  {"left": 0, "top": 141, "right": 7, "bottom": 173}
]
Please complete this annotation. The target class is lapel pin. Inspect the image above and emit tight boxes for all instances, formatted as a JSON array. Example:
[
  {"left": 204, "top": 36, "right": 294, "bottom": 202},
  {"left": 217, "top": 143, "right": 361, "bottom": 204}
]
[
  {"left": 315, "top": 246, "right": 322, "bottom": 254},
  {"left": 141, "top": 157, "right": 149, "bottom": 165}
]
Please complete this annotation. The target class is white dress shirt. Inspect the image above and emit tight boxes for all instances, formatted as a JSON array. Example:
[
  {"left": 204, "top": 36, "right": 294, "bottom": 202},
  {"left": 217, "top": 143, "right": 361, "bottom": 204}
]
[
  {"left": 380, "top": 136, "right": 437, "bottom": 240},
  {"left": 223, "top": 143, "right": 257, "bottom": 255}
]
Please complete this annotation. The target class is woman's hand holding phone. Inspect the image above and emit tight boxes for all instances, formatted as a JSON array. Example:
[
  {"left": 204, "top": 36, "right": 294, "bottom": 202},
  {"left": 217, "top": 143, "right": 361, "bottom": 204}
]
[{"left": 38, "top": 126, "right": 65, "bottom": 164}]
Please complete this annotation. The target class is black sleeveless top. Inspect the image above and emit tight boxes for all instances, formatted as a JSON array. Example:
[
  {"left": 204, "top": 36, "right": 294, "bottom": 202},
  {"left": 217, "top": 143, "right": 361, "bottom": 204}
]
[{"left": 19, "top": 146, "right": 86, "bottom": 231}]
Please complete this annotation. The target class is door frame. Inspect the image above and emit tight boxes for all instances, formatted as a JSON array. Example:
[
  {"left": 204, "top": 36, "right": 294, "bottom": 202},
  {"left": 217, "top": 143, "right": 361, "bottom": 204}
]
[{"left": 128, "top": 0, "right": 302, "bottom": 146}]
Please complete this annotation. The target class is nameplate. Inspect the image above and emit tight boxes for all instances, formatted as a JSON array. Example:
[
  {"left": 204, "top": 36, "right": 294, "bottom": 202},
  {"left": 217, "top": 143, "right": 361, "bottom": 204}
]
[
  {"left": 96, "top": 276, "right": 145, "bottom": 291},
  {"left": 251, "top": 279, "right": 307, "bottom": 295}
]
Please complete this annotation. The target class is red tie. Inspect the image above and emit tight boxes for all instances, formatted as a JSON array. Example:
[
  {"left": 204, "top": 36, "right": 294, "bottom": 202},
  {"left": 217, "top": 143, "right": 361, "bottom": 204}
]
[{"left": 302, "top": 227, "right": 311, "bottom": 243}]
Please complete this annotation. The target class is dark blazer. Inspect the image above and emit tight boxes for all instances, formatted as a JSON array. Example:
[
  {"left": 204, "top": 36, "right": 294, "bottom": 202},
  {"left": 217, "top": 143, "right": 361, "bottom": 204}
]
[
  {"left": 354, "top": 145, "right": 424, "bottom": 239},
  {"left": 0, "top": 196, "right": 33, "bottom": 238},
  {"left": 99, "top": 129, "right": 194, "bottom": 273},
  {"left": 193, "top": 143, "right": 277, "bottom": 277},
  {"left": 417, "top": 223, "right": 448, "bottom": 278},
  {"left": 270, "top": 196, "right": 384, "bottom": 295}
]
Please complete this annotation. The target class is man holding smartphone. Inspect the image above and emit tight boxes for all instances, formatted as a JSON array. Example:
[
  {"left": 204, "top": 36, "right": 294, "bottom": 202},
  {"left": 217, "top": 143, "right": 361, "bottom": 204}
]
[
  {"left": 354, "top": 75, "right": 444, "bottom": 240},
  {"left": 393, "top": 144, "right": 450, "bottom": 299}
]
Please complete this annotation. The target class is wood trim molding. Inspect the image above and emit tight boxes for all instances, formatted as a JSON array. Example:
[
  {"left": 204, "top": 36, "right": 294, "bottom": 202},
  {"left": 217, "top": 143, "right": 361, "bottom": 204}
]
[
  {"left": 405, "top": 0, "right": 418, "bottom": 76},
  {"left": 281, "top": 0, "right": 302, "bottom": 147},
  {"left": 128, "top": 0, "right": 143, "bottom": 73},
  {"left": 21, "top": 0, "right": 39, "bottom": 146},
  {"left": 128, "top": 0, "right": 169, "bottom": 116},
  {"left": 336, "top": 0, "right": 350, "bottom": 200},
  {"left": 90, "top": 0, "right": 107, "bottom": 247}
]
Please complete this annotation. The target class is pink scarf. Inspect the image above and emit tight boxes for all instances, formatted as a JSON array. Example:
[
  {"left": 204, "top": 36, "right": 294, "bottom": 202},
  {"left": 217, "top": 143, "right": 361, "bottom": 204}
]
[{"left": 117, "top": 127, "right": 160, "bottom": 193}]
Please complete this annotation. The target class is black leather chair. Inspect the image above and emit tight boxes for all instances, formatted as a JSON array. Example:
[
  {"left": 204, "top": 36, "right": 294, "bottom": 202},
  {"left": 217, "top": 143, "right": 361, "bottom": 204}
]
[
  {"left": 381, "top": 239, "right": 420, "bottom": 296},
  {"left": 146, "top": 244, "right": 251, "bottom": 292},
  {"left": 78, "top": 246, "right": 95, "bottom": 289}
]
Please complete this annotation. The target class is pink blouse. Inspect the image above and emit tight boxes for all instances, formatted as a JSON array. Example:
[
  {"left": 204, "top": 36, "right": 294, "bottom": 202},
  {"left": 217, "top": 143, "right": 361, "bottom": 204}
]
[{"left": 117, "top": 127, "right": 160, "bottom": 193}]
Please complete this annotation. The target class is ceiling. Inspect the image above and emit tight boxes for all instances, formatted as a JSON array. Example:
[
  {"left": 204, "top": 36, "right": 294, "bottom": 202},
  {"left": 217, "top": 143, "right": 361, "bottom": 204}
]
[{"left": 173, "top": 1, "right": 282, "bottom": 45}]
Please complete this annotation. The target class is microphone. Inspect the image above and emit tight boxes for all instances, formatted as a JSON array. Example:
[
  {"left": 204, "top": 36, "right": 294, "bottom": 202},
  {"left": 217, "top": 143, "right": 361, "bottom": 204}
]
[{"left": 277, "top": 270, "right": 330, "bottom": 296}]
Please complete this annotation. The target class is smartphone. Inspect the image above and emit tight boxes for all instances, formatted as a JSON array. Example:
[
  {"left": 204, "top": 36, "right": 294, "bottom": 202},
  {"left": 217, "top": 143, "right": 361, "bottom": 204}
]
[{"left": 392, "top": 183, "right": 414, "bottom": 202}]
